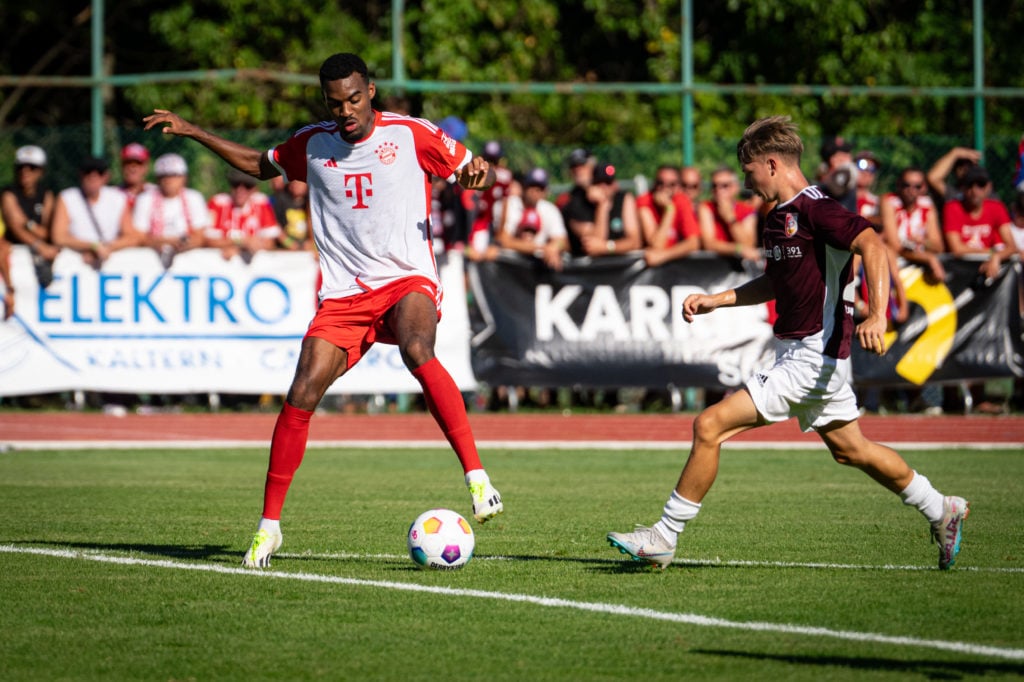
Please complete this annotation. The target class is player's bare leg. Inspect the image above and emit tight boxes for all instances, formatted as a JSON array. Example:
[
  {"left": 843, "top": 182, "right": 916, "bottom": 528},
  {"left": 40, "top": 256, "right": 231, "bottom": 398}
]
[
  {"left": 816, "top": 419, "right": 913, "bottom": 493},
  {"left": 244, "top": 337, "right": 348, "bottom": 568},
  {"left": 675, "top": 388, "right": 763, "bottom": 502},
  {"left": 391, "top": 293, "right": 502, "bottom": 522},
  {"left": 608, "top": 389, "right": 761, "bottom": 567},
  {"left": 817, "top": 419, "right": 969, "bottom": 569}
]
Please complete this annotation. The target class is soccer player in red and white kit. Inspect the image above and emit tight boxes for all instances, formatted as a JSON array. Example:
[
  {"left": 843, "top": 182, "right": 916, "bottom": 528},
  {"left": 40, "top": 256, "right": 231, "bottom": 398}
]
[
  {"left": 144, "top": 52, "right": 503, "bottom": 568},
  {"left": 608, "top": 116, "right": 968, "bottom": 571}
]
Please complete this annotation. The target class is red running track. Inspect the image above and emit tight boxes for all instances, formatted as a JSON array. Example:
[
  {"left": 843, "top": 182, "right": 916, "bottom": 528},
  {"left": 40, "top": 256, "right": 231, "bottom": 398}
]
[{"left": 1, "top": 412, "right": 1022, "bottom": 446}]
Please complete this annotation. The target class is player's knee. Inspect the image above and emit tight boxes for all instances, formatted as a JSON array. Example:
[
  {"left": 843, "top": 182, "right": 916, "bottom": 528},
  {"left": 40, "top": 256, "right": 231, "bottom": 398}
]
[
  {"left": 828, "top": 443, "right": 871, "bottom": 468},
  {"left": 692, "top": 409, "right": 726, "bottom": 446},
  {"left": 399, "top": 337, "right": 434, "bottom": 368}
]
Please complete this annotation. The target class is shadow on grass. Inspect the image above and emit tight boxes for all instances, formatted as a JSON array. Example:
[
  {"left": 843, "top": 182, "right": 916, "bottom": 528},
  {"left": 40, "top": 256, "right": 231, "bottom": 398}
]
[
  {"left": 693, "top": 648, "right": 1024, "bottom": 679},
  {"left": 16, "top": 540, "right": 238, "bottom": 563}
]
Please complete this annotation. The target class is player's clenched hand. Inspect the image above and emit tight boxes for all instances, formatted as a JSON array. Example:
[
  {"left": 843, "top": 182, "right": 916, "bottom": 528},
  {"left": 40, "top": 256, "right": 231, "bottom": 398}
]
[
  {"left": 682, "top": 293, "right": 716, "bottom": 323},
  {"left": 458, "top": 157, "right": 493, "bottom": 190},
  {"left": 142, "top": 109, "right": 198, "bottom": 137},
  {"left": 855, "top": 315, "right": 888, "bottom": 356}
]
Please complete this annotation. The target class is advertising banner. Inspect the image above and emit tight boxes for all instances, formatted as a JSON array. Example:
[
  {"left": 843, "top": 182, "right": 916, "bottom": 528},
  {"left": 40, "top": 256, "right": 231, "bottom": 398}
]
[
  {"left": 467, "top": 253, "right": 1023, "bottom": 390},
  {"left": 466, "top": 253, "right": 776, "bottom": 389},
  {"left": 0, "top": 247, "right": 475, "bottom": 395},
  {"left": 851, "top": 258, "right": 1023, "bottom": 386}
]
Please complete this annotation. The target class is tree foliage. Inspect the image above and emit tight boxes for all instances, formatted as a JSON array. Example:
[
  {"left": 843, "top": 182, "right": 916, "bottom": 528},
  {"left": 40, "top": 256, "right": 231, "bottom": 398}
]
[{"left": 0, "top": 0, "right": 1020, "bottom": 148}]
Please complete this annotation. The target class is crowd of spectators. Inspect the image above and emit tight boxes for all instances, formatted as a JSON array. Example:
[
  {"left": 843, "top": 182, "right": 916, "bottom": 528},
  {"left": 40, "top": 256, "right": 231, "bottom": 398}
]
[{"left": 1, "top": 124, "right": 1022, "bottom": 414}]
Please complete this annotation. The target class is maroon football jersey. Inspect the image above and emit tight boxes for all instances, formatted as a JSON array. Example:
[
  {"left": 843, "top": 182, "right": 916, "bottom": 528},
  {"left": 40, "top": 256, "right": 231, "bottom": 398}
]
[{"left": 761, "top": 185, "right": 871, "bottom": 359}]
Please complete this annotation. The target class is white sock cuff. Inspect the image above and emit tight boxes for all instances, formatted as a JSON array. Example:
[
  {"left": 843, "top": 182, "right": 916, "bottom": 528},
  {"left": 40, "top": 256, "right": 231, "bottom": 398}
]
[
  {"left": 899, "top": 471, "right": 930, "bottom": 505},
  {"left": 464, "top": 469, "right": 489, "bottom": 485},
  {"left": 258, "top": 517, "right": 281, "bottom": 533},
  {"left": 669, "top": 490, "right": 702, "bottom": 516}
]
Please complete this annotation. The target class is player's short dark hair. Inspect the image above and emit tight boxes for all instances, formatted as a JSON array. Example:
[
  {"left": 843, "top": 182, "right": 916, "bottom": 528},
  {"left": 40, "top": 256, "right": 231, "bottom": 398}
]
[
  {"left": 737, "top": 115, "right": 803, "bottom": 165},
  {"left": 319, "top": 53, "right": 369, "bottom": 89}
]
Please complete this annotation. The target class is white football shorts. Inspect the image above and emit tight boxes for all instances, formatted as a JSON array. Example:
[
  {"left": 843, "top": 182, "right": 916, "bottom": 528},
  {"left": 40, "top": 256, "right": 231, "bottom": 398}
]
[{"left": 745, "top": 338, "right": 860, "bottom": 433}]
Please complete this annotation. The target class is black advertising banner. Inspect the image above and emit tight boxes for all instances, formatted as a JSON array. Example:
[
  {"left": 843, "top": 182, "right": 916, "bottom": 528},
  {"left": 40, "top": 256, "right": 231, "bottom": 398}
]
[
  {"left": 466, "top": 253, "right": 776, "bottom": 389},
  {"left": 851, "top": 258, "right": 1024, "bottom": 387},
  {"left": 466, "top": 253, "right": 1022, "bottom": 390}
]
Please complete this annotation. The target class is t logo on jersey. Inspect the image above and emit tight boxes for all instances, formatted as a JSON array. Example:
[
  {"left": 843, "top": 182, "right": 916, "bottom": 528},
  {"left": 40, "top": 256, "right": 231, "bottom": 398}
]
[{"left": 344, "top": 173, "right": 373, "bottom": 209}]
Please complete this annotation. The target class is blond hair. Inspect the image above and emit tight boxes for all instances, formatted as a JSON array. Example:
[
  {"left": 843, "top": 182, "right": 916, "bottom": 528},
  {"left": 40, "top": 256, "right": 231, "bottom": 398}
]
[{"left": 736, "top": 115, "right": 804, "bottom": 165}]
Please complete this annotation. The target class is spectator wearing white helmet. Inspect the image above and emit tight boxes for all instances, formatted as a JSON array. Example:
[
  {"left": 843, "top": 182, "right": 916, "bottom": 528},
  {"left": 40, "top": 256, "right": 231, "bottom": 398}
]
[{"left": 133, "top": 153, "right": 210, "bottom": 268}]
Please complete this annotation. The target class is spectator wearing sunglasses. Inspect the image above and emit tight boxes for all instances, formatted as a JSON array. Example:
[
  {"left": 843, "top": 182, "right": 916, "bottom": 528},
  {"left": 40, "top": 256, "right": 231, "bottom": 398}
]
[
  {"left": 941, "top": 164, "right": 1014, "bottom": 283},
  {"left": 205, "top": 168, "right": 281, "bottom": 263},
  {"left": 639, "top": 165, "right": 700, "bottom": 266},
  {"left": 880, "top": 167, "right": 946, "bottom": 284},
  {"left": 697, "top": 166, "right": 760, "bottom": 262}
]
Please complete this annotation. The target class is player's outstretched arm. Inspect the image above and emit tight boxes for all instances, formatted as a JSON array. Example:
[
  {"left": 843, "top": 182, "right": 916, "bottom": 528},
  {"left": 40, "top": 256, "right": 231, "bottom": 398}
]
[
  {"left": 682, "top": 274, "right": 773, "bottom": 323},
  {"left": 142, "top": 109, "right": 271, "bottom": 179},
  {"left": 681, "top": 292, "right": 724, "bottom": 323}
]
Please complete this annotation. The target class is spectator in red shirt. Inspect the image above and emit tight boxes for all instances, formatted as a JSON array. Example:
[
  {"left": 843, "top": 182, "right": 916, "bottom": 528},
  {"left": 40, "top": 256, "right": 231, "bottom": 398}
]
[
  {"left": 697, "top": 166, "right": 760, "bottom": 262},
  {"left": 206, "top": 168, "right": 282, "bottom": 262},
  {"left": 639, "top": 165, "right": 700, "bottom": 267},
  {"left": 942, "top": 165, "right": 1015, "bottom": 281}
]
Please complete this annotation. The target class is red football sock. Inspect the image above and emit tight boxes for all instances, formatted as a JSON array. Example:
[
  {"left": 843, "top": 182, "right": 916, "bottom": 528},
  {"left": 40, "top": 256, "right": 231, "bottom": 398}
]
[
  {"left": 412, "top": 357, "right": 483, "bottom": 474},
  {"left": 261, "top": 401, "right": 313, "bottom": 520}
]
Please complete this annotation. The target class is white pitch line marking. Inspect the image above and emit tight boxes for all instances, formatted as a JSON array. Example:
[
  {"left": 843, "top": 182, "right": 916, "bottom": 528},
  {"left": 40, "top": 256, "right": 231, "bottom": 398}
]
[
  {"left": 2, "top": 544, "right": 1022, "bottom": 662},
  {"left": 273, "top": 550, "right": 1024, "bottom": 574}
]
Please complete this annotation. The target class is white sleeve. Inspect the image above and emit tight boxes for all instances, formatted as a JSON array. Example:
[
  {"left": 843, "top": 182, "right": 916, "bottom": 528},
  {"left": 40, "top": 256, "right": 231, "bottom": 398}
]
[{"left": 540, "top": 201, "right": 567, "bottom": 239}]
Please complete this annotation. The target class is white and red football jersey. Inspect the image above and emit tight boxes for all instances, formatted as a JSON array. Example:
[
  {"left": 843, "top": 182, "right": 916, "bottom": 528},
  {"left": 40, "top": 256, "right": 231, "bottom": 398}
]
[
  {"left": 206, "top": 191, "right": 280, "bottom": 242},
  {"left": 269, "top": 111, "right": 471, "bottom": 301},
  {"left": 882, "top": 192, "right": 933, "bottom": 247}
]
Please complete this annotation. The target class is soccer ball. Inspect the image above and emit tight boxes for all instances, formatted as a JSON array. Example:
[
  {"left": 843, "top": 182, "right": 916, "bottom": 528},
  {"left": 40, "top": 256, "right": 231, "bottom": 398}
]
[{"left": 407, "top": 508, "right": 475, "bottom": 570}]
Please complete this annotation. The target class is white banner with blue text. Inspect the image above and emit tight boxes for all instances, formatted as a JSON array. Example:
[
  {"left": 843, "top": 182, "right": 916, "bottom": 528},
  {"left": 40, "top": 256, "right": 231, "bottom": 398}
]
[{"left": 0, "top": 246, "right": 476, "bottom": 396}]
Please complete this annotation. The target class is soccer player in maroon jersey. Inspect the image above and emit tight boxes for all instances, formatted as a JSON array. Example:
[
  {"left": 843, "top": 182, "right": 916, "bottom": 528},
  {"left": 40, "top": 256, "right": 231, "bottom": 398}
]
[
  {"left": 144, "top": 53, "right": 503, "bottom": 569},
  {"left": 609, "top": 116, "right": 968, "bottom": 571}
]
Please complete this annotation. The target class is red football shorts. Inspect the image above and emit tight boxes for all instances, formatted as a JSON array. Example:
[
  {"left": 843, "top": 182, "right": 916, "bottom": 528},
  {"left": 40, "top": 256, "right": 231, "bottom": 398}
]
[{"left": 305, "top": 276, "right": 442, "bottom": 370}]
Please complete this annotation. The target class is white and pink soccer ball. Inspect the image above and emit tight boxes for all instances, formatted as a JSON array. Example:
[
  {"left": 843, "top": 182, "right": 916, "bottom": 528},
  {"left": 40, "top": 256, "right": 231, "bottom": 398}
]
[{"left": 407, "top": 508, "right": 475, "bottom": 570}]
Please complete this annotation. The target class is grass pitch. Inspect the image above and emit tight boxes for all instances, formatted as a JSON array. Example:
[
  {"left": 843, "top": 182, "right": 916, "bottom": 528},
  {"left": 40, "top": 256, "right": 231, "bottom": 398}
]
[{"left": 1, "top": 444, "right": 1022, "bottom": 681}]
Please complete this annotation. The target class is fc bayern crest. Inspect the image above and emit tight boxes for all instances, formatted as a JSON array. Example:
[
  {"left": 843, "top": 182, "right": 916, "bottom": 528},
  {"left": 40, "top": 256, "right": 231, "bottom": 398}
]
[
  {"left": 375, "top": 141, "right": 398, "bottom": 165},
  {"left": 785, "top": 213, "right": 798, "bottom": 237}
]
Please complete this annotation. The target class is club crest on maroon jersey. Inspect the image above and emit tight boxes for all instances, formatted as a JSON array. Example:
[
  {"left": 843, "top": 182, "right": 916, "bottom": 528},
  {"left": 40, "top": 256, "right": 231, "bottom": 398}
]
[{"left": 785, "top": 213, "right": 798, "bottom": 237}]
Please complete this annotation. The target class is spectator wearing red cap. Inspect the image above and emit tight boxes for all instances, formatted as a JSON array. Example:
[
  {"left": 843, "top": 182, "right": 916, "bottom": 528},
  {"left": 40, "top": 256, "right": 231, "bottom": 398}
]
[
  {"left": 563, "top": 161, "right": 641, "bottom": 258},
  {"left": 119, "top": 143, "right": 155, "bottom": 208}
]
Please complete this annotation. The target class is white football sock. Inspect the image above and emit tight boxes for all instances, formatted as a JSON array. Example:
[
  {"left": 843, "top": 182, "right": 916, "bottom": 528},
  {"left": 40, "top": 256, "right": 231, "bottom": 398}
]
[
  {"left": 258, "top": 517, "right": 281, "bottom": 534},
  {"left": 899, "top": 471, "right": 944, "bottom": 525},
  {"left": 653, "top": 491, "right": 702, "bottom": 548}
]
